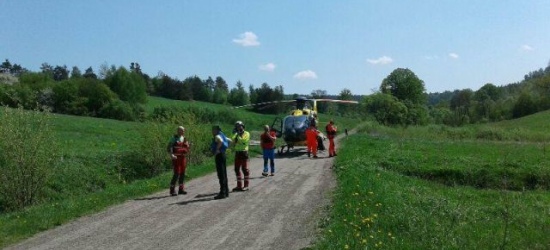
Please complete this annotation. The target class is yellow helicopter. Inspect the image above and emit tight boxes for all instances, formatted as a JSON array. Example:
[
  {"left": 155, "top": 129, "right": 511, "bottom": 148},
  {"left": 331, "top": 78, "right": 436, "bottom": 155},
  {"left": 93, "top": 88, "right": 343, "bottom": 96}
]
[{"left": 234, "top": 97, "right": 358, "bottom": 155}]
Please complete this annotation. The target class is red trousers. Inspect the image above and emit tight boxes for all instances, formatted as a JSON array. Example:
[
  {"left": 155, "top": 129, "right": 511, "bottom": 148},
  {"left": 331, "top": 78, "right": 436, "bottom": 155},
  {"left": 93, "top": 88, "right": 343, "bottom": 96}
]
[
  {"left": 328, "top": 138, "right": 336, "bottom": 155},
  {"left": 170, "top": 156, "right": 187, "bottom": 188},
  {"left": 307, "top": 139, "right": 318, "bottom": 156},
  {"left": 234, "top": 151, "right": 250, "bottom": 188},
  {"left": 172, "top": 156, "right": 187, "bottom": 174}
]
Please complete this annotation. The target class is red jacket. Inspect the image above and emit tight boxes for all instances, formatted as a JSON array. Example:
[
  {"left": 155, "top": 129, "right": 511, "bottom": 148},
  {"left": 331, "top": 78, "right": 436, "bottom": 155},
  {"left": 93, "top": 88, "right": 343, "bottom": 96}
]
[
  {"left": 305, "top": 127, "right": 319, "bottom": 142},
  {"left": 325, "top": 123, "right": 337, "bottom": 139},
  {"left": 260, "top": 131, "right": 276, "bottom": 149}
]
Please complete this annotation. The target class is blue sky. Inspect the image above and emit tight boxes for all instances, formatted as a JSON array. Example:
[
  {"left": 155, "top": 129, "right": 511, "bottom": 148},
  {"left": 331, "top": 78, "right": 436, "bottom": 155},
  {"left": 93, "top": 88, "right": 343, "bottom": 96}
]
[{"left": 1, "top": 1, "right": 549, "bottom": 95}]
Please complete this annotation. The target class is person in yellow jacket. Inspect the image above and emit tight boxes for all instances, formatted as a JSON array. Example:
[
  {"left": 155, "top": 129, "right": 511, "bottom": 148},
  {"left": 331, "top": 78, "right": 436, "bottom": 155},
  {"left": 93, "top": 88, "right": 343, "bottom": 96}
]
[{"left": 231, "top": 121, "right": 251, "bottom": 191}]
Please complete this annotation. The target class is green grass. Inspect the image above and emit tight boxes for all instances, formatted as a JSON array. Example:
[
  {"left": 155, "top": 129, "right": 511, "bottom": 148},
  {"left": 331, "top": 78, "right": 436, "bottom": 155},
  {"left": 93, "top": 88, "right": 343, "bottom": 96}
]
[
  {"left": 0, "top": 97, "right": 360, "bottom": 248},
  {"left": 315, "top": 118, "right": 550, "bottom": 249}
]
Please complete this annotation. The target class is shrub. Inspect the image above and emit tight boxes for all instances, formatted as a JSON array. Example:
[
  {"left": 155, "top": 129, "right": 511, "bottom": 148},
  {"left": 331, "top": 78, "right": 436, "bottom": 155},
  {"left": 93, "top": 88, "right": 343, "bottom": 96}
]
[
  {"left": 98, "top": 99, "right": 138, "bottom": 121},
  {"left": 0, "top": 107, "right": 59, "bottom": 212},
  {"left": 475, "top": 128, "right": 505, "bottom": 141}
]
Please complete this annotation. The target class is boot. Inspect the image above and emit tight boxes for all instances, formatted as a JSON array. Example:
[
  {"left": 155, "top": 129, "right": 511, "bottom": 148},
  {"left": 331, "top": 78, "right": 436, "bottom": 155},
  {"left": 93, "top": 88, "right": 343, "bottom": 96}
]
[
  {"left": 233, "top": 180, "right": 243, "bottom": 192},
  {"left": 169, "top": 186, "right": 177, "bottom": 196},
  {"left": 178, "top": 184, "right": 187, "bottom": 195},
  {"left": 214, "top": 192, "right": 227, "bottom": 199}
]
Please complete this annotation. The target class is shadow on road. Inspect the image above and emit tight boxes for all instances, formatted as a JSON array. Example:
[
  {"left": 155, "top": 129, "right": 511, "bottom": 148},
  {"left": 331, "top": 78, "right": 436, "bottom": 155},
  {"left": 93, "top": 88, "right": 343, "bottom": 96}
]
[
  {"left": 171, "top": 197, "right": 215, "bottom": 205},
  {"left": 134, "top": 195, "right": 172, "bottom": 201},
  {"left": 194, "top": 192, "right": 218, "bottom": 198}
]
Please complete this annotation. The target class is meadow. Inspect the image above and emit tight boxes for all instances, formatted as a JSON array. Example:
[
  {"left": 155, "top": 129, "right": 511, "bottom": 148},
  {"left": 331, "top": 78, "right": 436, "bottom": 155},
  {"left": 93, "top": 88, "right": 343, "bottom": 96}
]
[
  {"left": 0, "top": 96, "right": 359, "bottom": 248},
  {"left": 314, "top": 113, "right": 550, "bottom": 249}
]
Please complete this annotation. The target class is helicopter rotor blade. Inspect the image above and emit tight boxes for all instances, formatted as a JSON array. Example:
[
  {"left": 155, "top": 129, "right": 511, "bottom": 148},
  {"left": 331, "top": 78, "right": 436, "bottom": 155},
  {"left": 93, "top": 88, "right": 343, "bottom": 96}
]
[
  {"left": 231, "top": 100, "right": 296, "bottom": 109},
  {"left": 311, "top": 99, "right": 359, "bottom": 104}
]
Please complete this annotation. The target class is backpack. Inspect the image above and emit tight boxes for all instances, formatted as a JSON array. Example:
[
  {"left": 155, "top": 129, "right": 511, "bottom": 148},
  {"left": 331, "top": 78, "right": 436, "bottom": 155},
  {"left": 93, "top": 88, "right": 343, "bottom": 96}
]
[
  {"left": 211, "top": 131, "right": 229, "bottom": 153},
  {"left": 219, "top": 132, "right": 229, "bottom": 150}
]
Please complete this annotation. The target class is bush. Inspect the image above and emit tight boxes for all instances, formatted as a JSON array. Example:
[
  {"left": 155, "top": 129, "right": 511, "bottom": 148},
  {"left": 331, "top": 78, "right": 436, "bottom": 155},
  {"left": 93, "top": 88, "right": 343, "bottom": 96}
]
[
  {"left": 0, "top": 107, "right": 59, "bottom": 212},
  {"left": 110, "top": 119, "right": 212, "bottom": 183},
  {"left": 99, "top": 99, "right": 138, "bottom": 121}
]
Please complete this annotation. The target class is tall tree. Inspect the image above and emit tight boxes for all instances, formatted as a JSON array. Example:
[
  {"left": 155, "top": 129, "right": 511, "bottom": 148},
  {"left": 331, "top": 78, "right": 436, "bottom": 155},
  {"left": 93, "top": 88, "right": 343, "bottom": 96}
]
[
  {"left": 83, "top": 67, "right": 97, "bottom": 79},
  {"left": 215, "top": 76, "right": 228, "bottom": 91},
  {"left": 184, "top": 76, "right": 208, "bottom": 101},
  {"left": 202, "top": 76, "right": 215, "bottom": 102},
  {"left": 0, "top": 59, "right": 12, "bottom": 73},
  {"left": 380, "top": 68, "right": 426, "bottom": 105},
  {"left": 104, "top": 67, "right": 147, "bottom": 104},
  {"left": 249, "top": 84, "right": 257, "bottom": 104},
  {"left": 450, "top": 89, "right": 474, "bottom": 125},
  {"left": 228, "top": 81, "right": 249, "bottom": 106},
  {"left": 53, "top": 65, "right": 69, "bottom": 81},
  {"left": 40, "top": 63, "right": 54, "bottom": 78},
  {"left": 212, "top": 76, "right": 229, "bottom": 104},
  {"left": 71, "top": 66, "right": 82, "bottom": 78},
  {"left": 338, "top": 88, "right": 354, "bottom": 115}
]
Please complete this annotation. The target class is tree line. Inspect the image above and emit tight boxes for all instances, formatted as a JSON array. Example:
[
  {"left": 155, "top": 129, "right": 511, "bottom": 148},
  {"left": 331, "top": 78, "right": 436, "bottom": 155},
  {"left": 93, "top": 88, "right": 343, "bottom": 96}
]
[
  {"left": 0, "top": 59, "right": 299, "bottom": 120},
  {"left": 4, "top": 57, "right": 548, "bottom": 126},
  {"left": 362, "top": 61, "right": 550, "bottom": 126}
]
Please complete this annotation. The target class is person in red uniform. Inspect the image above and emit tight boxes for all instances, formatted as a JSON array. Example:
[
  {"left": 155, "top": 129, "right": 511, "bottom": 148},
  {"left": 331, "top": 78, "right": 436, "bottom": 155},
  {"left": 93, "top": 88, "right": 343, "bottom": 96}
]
[
  {"left": 305, "top": 124, "right": 319, "bottom": 158},
  {"left": 167, "top": 126, "right": 190, "bottom": 196},
  {"left": 325, "top": 119, "right": 338, "bottom": 157}
]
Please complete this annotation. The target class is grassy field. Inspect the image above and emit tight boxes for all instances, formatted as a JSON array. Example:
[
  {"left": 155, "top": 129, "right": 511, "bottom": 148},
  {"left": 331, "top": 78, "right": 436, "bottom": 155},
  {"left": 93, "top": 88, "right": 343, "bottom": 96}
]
[
  {"left": 314, "top": 112, "right": 550, "bottom": 249},
  {"left": 0, "top": 97, "right": 361, "bottom": 248}
]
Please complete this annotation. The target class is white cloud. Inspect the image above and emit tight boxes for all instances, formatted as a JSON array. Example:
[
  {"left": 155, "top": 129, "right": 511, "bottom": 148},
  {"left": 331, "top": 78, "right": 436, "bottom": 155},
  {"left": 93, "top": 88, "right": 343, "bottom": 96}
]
[
  {"left": 259, "top": 63, "right": 276, "bottom": 72},
  {"left": 424, "top": 55, "right": 439, "bottom": 60},
  {"left": 448, "top": 53, "right": 459, "bottom": 59},
  {"left": 520, "top": 44, "right": 534, "bottom": 52},
  {"left": 293, "top": 70, "right": 318, "bottom": 80},
  {"left": 232, "top": 31, "right": 260, "bottom": 47},
  {"left": 366, "top": 56, "right": 393, "bottom": 65}
]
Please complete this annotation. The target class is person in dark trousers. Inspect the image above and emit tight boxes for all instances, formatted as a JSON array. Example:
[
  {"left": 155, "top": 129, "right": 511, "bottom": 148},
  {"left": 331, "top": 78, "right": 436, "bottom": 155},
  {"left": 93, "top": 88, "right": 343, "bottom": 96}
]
[
  {"left": 211, "top": 125, "right": 231, "bottom": 199},
  {"left": 167, "top": 126, "right": 190, "bottom": 196}
]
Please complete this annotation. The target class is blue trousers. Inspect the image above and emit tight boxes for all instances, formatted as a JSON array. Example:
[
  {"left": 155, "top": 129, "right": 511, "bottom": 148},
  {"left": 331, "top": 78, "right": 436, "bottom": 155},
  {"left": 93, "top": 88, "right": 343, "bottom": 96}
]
[{"left": 263, "top": 148, "right": 275, "bottom": 173}]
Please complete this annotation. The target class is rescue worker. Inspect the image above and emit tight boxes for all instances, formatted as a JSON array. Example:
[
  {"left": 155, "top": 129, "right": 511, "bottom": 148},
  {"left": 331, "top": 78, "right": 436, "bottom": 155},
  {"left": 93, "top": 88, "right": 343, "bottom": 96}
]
[
  {"left": 231, "top": 121, "right": 251, "bottom": 191},
  {"left": 310, "top": 113, "right": 319, "bottom": 128},
  {"left": 305, "top": 123, "right": 319, "bottom": 158},
  {"left": 167, "top": 126, "right": 190, "bottom": 196},
  {"left": 211, "top": 125, "right": 230, "bottom": 199},
  {"left": 325, "top": 119, "right": 338, "bottom": 157},
  {"left": 260, "top": 125, "right": 277, "bottom": 177}
]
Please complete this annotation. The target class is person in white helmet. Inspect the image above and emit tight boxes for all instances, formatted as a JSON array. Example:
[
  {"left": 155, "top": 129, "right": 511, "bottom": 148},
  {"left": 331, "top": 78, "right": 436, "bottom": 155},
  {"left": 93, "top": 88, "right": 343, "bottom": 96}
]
[{"left": 231, "top": 121, "right": 251, "bottom": 191}]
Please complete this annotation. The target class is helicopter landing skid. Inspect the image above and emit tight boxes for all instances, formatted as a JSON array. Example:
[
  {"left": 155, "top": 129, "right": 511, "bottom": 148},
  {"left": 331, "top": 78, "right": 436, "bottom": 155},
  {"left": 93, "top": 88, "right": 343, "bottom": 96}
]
[{"left": 278, "top": 145, "right": 294, "bottom": 155}]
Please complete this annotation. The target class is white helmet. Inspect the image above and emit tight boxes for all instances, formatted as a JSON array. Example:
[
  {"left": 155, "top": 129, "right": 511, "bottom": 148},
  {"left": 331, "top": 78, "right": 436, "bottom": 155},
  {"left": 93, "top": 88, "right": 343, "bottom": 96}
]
[{"left": 235, "top": 121, "right": 245, "bottom": 128}]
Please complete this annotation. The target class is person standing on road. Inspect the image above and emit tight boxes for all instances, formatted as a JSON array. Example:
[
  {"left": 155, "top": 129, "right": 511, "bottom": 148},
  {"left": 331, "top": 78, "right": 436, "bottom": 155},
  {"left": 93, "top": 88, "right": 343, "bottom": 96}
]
[
  {"left": 305, "top": 124, "right": 319, "bottom": 158},
  {"left": 325, "top": 119, "right": 338, "bottom": 157},
  {"left": 167, "top": 126, "right": 190, "bottom": 196},
  {"left": 211, "top": 125, "right": 230, "bottom": 199},
  {"left": 260, "top": 125, "right": 277, "bottom": 177},
  {"left": 231, "top": 121, "right": 251, "bottom": 191}
]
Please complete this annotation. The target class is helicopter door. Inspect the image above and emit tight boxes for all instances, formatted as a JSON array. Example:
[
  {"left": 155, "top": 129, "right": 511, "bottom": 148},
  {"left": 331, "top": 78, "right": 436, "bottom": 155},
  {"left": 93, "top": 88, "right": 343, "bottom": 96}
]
[{"left": 271, "top": 117, "right": 283, "bottom": 138}]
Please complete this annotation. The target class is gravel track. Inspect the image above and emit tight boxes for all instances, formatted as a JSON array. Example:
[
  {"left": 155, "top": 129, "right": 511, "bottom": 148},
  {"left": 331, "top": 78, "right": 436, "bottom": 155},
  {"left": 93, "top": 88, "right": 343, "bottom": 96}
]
[{"left": 6, "top": 138, "right": 342, "bottom": 250}]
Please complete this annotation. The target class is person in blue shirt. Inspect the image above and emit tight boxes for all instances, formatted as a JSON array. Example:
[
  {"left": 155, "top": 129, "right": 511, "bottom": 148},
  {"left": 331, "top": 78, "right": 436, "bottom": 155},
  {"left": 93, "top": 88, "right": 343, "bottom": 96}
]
[{"left": 211, "top": 125, "right": 231, "bottom": 199}]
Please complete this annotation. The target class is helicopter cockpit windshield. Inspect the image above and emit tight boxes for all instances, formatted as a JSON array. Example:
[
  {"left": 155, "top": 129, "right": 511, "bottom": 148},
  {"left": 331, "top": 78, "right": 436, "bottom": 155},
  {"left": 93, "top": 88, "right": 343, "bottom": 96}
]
[
  {"left": 284, "top": 115, "right": 308, "bottom": 129},
  {"left": 283, "top": 115, "right": 309, "bottom": 141}
]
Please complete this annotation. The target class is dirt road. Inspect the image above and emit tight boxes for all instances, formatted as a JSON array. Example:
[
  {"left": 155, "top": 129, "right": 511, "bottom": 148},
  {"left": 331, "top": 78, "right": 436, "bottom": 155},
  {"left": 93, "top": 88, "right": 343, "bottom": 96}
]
[{"left": 7, "top": 142, "right": 338, "bottom": 250}]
